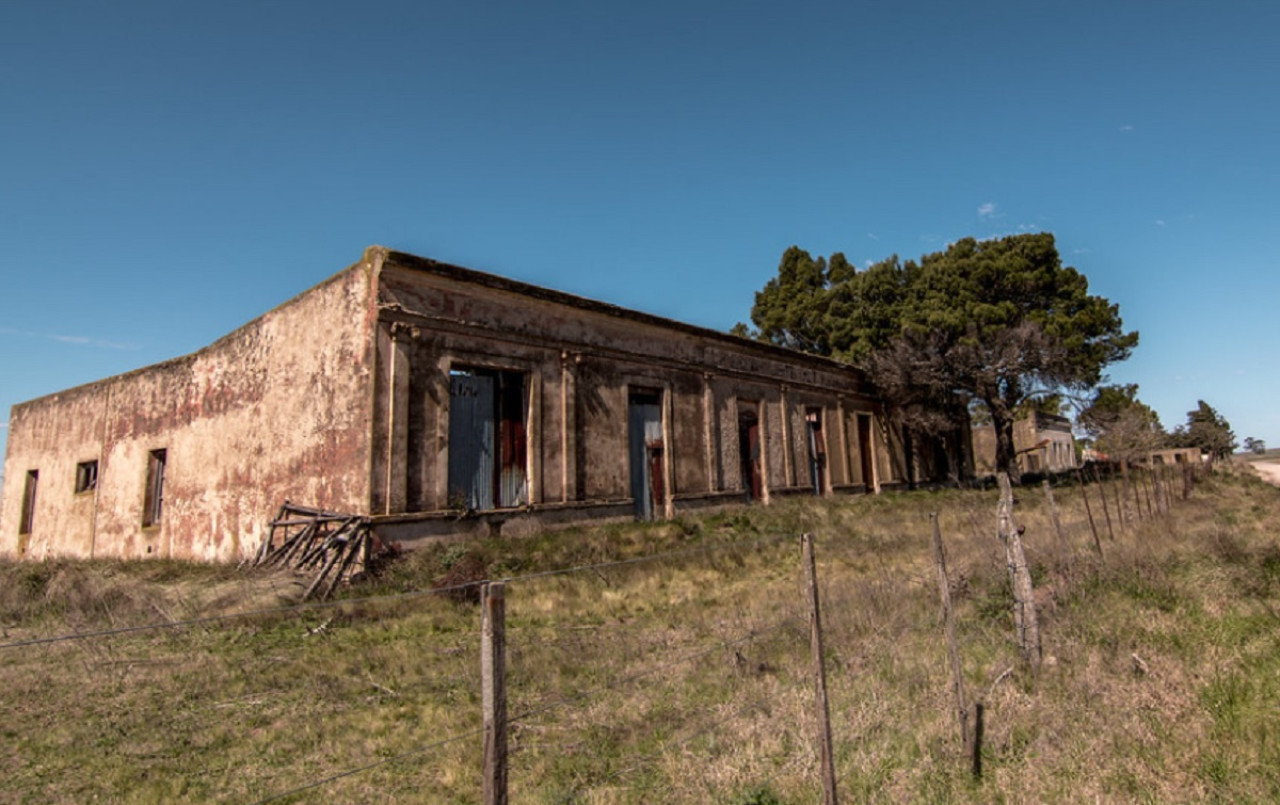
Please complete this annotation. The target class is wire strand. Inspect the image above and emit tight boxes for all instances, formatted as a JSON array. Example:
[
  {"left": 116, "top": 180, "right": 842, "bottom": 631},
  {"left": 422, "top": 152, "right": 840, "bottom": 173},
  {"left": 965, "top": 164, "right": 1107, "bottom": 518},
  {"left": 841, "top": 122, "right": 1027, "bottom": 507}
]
[{"left": 0, "top": 532, "right": 797, "bottom": 651}]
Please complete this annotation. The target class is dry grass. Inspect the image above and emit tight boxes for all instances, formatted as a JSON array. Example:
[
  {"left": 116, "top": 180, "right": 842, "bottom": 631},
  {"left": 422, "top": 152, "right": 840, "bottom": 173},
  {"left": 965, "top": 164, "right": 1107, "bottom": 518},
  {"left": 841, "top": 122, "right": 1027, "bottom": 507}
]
[{"left": 2, "top": 466, "right": 1280, "bottom": 803}]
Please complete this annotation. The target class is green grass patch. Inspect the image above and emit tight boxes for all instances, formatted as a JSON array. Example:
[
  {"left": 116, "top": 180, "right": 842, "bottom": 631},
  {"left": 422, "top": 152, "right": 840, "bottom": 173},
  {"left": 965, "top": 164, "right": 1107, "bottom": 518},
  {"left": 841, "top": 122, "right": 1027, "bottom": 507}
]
[{"left": 2, "top": 469, "right": 1280, "bottom": 801}]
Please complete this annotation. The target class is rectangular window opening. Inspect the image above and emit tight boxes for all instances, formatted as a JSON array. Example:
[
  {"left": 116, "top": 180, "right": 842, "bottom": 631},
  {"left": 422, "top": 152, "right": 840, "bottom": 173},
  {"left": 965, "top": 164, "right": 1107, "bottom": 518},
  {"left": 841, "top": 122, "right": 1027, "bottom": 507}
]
[
  {"left": 19, "top": 470, "right": 38, "bottom": 536},
  {"left": 143, "top": 449, "right": 167, "bottom": 527},
  {"left": 75, "top": 460, "right": 99, "bottom": 494},
  {"left": 447, "top": 367, "right": 528, "bottom": 510}
]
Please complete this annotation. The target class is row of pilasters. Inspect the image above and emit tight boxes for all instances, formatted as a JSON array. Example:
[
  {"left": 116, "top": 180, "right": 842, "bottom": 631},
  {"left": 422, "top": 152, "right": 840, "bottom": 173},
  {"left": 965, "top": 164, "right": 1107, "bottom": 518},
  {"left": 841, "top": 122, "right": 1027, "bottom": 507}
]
[{"left": 373, "top": 321, "right": 887, "bottom": 517}]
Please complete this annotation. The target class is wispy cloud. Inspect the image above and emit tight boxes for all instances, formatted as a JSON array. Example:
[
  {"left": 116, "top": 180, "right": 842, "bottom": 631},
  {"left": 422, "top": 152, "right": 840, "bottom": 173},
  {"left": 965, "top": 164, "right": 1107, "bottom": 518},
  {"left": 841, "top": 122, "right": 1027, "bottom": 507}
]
[
  {"left": 0, "top": 327, "right": 135, "bottom": 350},
  {"left": 1155, "top": 219, "right": 1167, "bottom": 227},
  {"left": 1120, "top": 124, "right": 1135, "bottom": 132},
  {"left": 866, "top": 233, "right": 879, "bottom": 241},
  {"left": 978, "top": 202, "right": 997, "bottom": 218}
]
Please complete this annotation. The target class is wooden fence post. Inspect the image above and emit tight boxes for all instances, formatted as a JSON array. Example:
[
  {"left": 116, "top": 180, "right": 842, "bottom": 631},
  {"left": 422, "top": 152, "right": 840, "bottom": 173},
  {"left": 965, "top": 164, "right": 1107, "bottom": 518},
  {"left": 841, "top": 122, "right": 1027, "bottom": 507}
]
[
  {"left": 1043, "top": 480, "right": 1072, "bottom": 575},
  {"left": 1140, "top": 468, "right": 1155, "bottom": 520},
  {"left": 1123, "top": 461, "right": 1141, "bottom": 524},
  {"left": 1111, "top": 466, "right": 1128, "bottom": 532},
  {"left": 1092, "top": 466, "right": 1115, "bottom": 541},
  {"left": 1075, "top": 468, "right": 1104, "bottom": 558},
  {"left": 998, "top": 473, "right": 1041, "bottom": 670},
  {"left": 482, "top": 581, "right": 508, "bottom": 805},
  {"left": 802, "top": 534, "right": 839, "bottom": 805},
  {"left": 972, "top": 701, "right": 985, "bottom": 780},
  {"left": 930, "top": 514, "right": 970, "bottom": 752}
]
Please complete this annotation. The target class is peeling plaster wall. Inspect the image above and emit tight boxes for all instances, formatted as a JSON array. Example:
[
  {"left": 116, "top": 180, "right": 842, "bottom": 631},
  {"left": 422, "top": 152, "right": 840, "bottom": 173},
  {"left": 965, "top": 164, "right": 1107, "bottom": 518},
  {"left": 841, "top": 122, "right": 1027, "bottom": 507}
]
[
  {"left": 1, "top": 245, "right": 958, "bottom": 561},
  {"left": 0, "top": 257, "right": 379, "bottom": 561},
  {"left": 370, "top": 252, "right": 892, "bottom": 539}
]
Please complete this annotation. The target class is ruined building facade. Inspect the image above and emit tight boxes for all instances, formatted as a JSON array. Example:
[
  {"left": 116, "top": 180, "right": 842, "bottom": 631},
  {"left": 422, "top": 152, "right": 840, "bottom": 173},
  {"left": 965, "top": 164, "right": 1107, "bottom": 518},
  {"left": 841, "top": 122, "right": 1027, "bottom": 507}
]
[
  {"left": 2, "top": 247, "right": 953, "bottom": 563},
  {"left": 971, "top": 411, "right": 1078, "bottom": 477}
]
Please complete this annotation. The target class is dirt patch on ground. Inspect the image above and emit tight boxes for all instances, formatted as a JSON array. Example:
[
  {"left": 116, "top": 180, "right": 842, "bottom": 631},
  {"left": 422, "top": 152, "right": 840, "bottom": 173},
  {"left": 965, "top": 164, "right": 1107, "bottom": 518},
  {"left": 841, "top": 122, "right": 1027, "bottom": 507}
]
[{"left": 1248, "top": 460, "right": 1280, "bottom": 488}]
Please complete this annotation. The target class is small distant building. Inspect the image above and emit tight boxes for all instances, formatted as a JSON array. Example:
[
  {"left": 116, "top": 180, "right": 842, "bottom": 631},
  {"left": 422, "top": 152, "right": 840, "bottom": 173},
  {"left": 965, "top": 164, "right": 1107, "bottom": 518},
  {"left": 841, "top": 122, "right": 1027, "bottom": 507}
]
[
  {"left": 971, "top": 411, "right": 1078, "bottom": 477},
  {"left": 1144, "top": 447, "right": 1200, "bottom": 466},
  {"left": 2, "top": 247, "right": 967, "bottom": 563}
]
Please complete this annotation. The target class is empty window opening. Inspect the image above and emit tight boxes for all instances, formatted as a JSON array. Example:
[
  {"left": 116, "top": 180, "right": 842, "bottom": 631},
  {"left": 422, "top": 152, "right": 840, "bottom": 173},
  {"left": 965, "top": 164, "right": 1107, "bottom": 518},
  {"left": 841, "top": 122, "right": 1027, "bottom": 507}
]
[
  {"left": 628, "top": 389, "right": 664, "bottom": 520},
  {"left": 143, "top": 449, "right": 167, "bottom": 527},
  {"left": 19, "top": 470, "right": 38, "bottom": 536},
  {"left": 805, "top": 408, "right": 826, "bottom": 495},
  {"left": 447, "top": 367, "right": 528, "bottom": 510},
  {"left": 738, "top": 405, "right": 762, "bottom": 501},
  {"left": 75, "top": 460, "right": 99, "bottom": 494}
]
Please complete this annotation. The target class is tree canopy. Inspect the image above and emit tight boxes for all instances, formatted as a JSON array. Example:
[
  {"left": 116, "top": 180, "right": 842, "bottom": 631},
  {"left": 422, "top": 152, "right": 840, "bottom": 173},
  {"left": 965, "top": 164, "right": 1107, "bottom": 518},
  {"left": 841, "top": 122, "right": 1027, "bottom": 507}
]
[
  {"left": 1170, "top": 400, "right": 1236, "bottom": 461},
  {"left": 1077, "top": 383, "right": 1165, "bottom": 461},
  {"left": 741, "top": 233, "right": 1139, "bottom": 481}
]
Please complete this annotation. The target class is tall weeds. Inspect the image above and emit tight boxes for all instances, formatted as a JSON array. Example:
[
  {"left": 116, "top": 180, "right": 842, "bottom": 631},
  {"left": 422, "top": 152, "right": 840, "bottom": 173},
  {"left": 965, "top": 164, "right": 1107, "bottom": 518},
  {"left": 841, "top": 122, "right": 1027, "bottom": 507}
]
[{"left": 2, "top": 469, "right": 1279, "bottom": 802}]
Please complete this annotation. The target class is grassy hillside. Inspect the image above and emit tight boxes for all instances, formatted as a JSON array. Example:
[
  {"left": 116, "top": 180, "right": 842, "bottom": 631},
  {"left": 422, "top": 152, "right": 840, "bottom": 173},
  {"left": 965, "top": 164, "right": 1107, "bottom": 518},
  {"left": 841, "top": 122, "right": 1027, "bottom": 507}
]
[{"left": 2, "top": 466, "right": 1279, "bottom": 803}]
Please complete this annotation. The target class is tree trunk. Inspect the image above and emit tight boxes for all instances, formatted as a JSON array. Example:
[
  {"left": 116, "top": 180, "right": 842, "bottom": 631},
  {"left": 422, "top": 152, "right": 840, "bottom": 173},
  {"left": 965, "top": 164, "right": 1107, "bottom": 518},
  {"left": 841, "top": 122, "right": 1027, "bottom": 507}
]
[{"left": 992, "top": 410, "right": 1022, "bottom": 485}]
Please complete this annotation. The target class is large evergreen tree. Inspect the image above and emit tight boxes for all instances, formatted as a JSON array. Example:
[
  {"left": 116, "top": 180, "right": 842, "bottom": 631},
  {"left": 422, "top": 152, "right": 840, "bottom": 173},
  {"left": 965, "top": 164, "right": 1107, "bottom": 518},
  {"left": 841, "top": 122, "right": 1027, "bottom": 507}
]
[
  {"left": 1170, "top": 400, "right": 1236, "bottom": 461},
  {"left": 1077, "top": 383, "right": 1165, "bottom": 462},
  {"left": 742, "top": 233, "right": 1138, "bottom": 482}
]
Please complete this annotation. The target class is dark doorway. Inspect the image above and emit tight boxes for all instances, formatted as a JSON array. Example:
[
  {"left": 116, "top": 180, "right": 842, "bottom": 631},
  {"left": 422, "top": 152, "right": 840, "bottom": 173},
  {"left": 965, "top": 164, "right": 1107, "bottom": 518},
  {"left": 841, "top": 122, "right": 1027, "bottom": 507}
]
[
  {"left": 448, "top": 367, "right": 528, "bottom": 510},
  {"left": 738, "top": 406, "right": 762, "bottom": 501},
  {"left": 805, "top": 409, "right": 826, "bottom": 495},
  {"left": 857, "top": 414, "right": 875, "bottom": 491},
  {"left": 628, "top": 390, "right": 664, "bottom": 520}
]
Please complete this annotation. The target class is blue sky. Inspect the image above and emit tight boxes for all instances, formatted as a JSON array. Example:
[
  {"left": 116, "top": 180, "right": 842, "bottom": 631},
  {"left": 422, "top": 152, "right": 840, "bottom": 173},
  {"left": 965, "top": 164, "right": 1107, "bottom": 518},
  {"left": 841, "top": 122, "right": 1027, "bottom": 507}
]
[{"left": 3, "top": 0, "right": 1278, "bottom": 471}]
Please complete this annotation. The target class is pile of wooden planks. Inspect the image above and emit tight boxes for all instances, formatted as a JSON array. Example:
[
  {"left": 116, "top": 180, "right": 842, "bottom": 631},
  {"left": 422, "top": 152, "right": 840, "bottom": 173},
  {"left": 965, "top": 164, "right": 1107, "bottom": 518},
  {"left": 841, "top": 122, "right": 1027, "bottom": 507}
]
[{"left": 254, "top": 502, "right": 374, "bottom": 601}]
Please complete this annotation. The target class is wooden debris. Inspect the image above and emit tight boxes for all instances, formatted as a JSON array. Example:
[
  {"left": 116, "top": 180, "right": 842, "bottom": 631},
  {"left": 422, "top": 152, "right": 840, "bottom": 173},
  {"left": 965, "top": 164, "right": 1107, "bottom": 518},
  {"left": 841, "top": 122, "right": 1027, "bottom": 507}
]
[{"left": 253, "top": 502, "right": 377, "bottom": 600}]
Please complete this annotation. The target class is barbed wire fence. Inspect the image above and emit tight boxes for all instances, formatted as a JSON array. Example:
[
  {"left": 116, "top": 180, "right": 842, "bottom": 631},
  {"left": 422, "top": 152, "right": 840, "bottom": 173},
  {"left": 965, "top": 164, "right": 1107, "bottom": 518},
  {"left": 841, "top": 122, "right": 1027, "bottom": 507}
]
[{"left": 0, "top": 461, "right": 1207, "bottom": 803}]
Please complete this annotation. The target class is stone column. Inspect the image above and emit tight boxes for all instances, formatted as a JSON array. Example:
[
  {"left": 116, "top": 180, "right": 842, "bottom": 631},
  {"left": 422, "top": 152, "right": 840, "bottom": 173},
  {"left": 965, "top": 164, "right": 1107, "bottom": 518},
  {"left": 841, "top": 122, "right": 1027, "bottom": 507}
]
[{"left": 384, "top": 322, "right": 413, "bottom": 515}]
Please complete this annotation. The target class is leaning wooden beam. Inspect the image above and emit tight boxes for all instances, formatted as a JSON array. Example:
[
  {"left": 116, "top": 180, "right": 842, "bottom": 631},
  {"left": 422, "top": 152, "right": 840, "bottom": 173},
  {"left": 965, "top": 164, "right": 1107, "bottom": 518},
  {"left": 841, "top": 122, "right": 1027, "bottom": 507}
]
[
  {"left": 252, "top": 505, "right": 378, "bottom": 601},
  {"left": 269, "top": 516, "right": 352, "bottom": 528},
  {"left": 303, "top": 545, "right": 347, "bottom": 601},
  {"left": 322, "top": 527, "right": 369, "bottom": 600},
  {"left": 270, "top": 522, "right": 318, "bottom": 567},
  {"left": 281, "top": 502, "right": 344, "bottom": 518},
  {"left": 296, "top": 520, "right": 351, "bottom": 569}
]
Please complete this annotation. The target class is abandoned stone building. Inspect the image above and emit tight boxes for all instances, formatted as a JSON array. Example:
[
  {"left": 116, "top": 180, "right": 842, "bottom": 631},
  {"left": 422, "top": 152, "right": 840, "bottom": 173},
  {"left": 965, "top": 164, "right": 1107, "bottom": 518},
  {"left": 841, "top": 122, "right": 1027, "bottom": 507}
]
[
  {"left": 971, "top": 411, "right": 1079, "bottom": 477},
  {"left": 1, "top": 246, "right": 961, "bottom": 563}
]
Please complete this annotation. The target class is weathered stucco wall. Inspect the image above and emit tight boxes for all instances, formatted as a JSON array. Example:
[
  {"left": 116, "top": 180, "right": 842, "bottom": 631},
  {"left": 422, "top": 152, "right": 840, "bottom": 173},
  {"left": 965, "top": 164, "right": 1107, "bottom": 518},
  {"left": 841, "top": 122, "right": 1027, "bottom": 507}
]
[
  {"left": 0, "top": 257, "right": 380, "bottom": 561},
  {"left": 368, "top": 251, "right": 894, "bottom": 542},
  {"left": 3, "top": 245, "right": 960, "bottom": 560}
]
